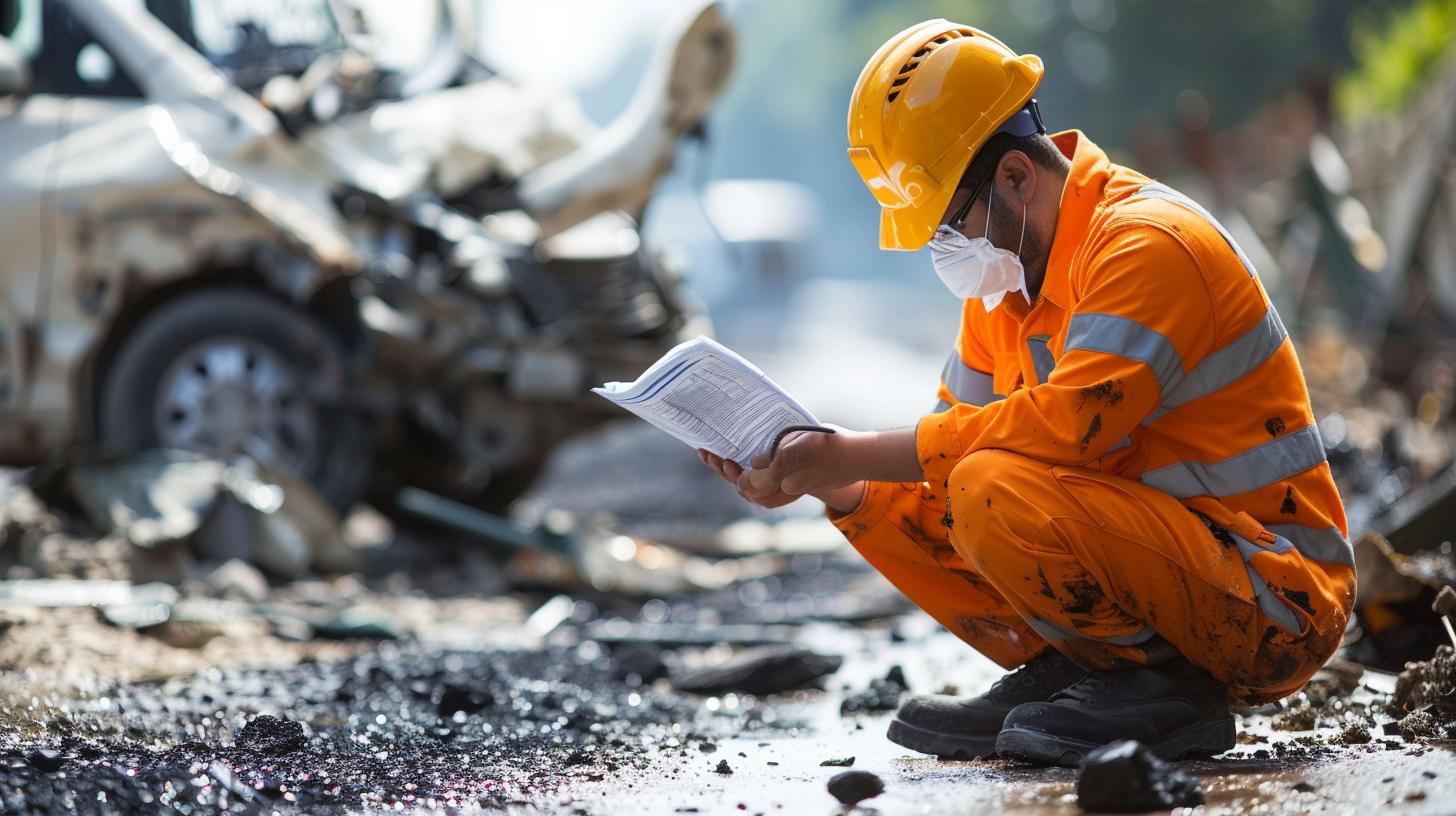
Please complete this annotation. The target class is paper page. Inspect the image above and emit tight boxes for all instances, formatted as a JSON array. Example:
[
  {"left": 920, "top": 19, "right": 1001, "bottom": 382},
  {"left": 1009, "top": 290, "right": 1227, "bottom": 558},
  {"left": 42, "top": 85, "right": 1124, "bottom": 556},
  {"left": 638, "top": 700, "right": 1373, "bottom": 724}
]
[{"left": 593, "top": 336, "right": 822, "bottom": 468}]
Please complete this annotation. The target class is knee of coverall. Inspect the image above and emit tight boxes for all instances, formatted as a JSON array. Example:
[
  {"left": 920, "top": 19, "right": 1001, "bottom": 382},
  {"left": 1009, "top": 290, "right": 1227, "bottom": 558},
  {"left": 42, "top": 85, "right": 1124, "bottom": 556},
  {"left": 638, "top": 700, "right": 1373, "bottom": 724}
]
[{"left": 945, "top": 448, "right": 1046, "bottom": 576}]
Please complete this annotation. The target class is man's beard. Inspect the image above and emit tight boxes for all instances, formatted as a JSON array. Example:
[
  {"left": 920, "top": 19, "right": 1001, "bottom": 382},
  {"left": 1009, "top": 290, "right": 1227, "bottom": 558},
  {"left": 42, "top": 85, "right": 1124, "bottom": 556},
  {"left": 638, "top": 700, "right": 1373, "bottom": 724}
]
[{"left": 988, "top": 198, "right": 1047, "bottom": 296}]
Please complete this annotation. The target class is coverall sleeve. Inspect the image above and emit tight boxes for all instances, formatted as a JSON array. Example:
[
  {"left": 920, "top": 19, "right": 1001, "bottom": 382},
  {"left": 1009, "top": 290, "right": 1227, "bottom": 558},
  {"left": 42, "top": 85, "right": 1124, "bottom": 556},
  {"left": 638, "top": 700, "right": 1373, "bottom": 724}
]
[{"left": 916, "top": 221, "right": 1220, "bottom": 490}]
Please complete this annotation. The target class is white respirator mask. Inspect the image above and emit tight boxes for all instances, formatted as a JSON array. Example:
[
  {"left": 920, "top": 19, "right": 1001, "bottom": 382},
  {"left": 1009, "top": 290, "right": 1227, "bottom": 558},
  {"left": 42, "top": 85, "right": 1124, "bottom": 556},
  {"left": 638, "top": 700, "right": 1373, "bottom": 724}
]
[{"left": 928, "top": 182, "right": 1029, "bottom": 311}]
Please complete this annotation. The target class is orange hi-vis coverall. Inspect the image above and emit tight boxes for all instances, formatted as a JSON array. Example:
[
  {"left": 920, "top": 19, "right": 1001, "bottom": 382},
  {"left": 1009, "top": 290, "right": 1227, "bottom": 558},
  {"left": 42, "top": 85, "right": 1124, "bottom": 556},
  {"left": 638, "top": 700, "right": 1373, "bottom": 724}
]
[{"left": 831, "top": 131, "right": 1354, "bottom": 703}]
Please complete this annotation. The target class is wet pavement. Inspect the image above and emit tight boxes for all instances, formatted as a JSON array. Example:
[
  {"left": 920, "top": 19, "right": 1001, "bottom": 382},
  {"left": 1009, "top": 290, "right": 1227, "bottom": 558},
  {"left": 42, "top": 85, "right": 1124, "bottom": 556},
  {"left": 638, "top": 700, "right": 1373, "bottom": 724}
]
[
  {"left": 3, "top": 425, "right": 1456, "bottom": 813},
  {"left": 2, "top": 583, "right": 1454, "bottom": 815}
]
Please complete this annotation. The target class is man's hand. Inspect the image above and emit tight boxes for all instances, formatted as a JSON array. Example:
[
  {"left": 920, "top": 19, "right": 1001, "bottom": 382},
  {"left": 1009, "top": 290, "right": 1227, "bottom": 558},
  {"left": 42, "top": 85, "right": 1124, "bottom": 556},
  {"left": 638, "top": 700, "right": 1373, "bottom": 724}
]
[
  {"left": 698, "top": 449, "right": 804, "bottom": 509},
  {"left": 696, "top": 426, "right": 923, "bottom": 514},
  {"left": 743, "top": 428, "right": 864, "bottom": 497}
]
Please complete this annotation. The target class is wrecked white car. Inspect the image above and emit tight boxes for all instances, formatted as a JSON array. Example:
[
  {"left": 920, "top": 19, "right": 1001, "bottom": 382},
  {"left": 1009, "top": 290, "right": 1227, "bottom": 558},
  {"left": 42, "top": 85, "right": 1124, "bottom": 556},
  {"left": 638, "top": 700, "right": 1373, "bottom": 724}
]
[{"left": 0, "top": 0, "right": 732, "bottom": 509}]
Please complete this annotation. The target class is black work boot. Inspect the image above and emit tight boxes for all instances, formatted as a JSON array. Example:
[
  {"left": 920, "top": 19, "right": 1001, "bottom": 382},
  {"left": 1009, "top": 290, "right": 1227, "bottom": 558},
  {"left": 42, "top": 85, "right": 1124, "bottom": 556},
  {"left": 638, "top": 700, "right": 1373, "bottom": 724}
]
[
  {"left": 994, "top": 657, "right": 1236, "bottom": 767},
  {"left": 886, "top": 650, "right": 1087, "bottom": 759}
]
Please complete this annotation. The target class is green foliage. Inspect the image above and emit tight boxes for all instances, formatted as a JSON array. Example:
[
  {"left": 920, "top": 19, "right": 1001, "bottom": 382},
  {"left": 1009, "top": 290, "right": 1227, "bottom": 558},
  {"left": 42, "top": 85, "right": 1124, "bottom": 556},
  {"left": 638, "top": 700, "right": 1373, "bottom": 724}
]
[{"left": 1337, "top": 0, "right": 1456, "bottom": 121}]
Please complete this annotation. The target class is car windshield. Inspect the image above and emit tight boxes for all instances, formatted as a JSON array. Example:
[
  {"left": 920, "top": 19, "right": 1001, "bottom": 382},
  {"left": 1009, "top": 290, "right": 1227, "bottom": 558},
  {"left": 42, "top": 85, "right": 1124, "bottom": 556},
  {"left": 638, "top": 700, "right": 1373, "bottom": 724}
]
[{"left": 180, "top": 0, "right": 346, "bottom": 91}]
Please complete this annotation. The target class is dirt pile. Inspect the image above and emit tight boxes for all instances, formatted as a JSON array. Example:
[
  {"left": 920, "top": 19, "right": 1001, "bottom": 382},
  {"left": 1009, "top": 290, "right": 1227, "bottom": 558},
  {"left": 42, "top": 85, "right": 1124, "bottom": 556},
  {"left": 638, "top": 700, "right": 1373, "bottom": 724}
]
[{"left": 1391, "top": 645, "right": 1456, "bottom": 724}]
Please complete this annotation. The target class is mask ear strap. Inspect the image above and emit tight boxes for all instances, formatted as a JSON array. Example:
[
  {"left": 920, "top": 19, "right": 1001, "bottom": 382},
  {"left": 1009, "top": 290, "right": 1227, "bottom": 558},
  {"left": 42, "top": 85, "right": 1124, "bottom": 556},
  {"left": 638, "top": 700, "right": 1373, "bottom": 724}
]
[
  {"left": 1017, "top": 199, "right": 1027, "bottom": 256},
  {"left": 984, "top": 181, "right": 995, "bottom": 238}
]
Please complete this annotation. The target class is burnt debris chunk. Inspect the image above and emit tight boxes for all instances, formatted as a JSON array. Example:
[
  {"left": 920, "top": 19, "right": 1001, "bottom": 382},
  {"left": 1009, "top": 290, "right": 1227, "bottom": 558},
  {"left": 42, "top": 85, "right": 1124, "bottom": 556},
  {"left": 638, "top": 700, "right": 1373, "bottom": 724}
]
[
  {"left": 826, "top": 770, "right": 885, "bottom": 805},
  {"left": 671, "top": 647, "right": 843, "bottom": 696},
  {"left": 236, "top": 715, "right": 307, "bottom": 755},
  {"left": 841, "top": 664, "right": 909, "bottom": 714},
  {"left": 25, "top": 748, "right": 65, "bottom": 772},
  {"left": 1076, "top": 740, "right": 1204, "bottom": 812}
]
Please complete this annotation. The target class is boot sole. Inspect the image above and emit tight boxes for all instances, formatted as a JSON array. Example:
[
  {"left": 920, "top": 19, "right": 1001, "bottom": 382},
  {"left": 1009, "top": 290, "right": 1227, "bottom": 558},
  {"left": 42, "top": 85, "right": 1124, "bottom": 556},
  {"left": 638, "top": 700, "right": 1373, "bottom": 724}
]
[
  {"left": 994, "top": 715, "right": 1236, "bottom": 767},
  {"left": 886, "top": 717, "right": 998, "bottom": 760}
]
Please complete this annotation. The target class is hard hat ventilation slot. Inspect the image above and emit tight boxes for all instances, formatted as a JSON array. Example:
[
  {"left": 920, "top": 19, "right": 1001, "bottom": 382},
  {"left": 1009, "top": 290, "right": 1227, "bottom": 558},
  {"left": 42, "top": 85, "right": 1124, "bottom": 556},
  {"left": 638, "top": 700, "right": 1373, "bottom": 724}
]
[{"left": 886, "top": 31, "right": 968, "bottom": 105}]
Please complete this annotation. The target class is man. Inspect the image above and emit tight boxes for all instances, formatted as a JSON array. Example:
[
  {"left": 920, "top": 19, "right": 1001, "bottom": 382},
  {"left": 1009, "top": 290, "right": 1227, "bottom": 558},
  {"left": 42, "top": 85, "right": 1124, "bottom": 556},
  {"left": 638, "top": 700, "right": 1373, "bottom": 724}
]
[{"left": 697, "top": 19, "right": 1355, "bottom": 766}]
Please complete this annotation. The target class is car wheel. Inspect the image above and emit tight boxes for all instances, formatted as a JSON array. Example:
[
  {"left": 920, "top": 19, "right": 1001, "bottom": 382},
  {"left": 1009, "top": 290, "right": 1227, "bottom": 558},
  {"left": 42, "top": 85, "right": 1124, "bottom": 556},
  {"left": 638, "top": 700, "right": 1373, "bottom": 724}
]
[{"left": 97, "top": 288, "right": 371, "bottom": 510}]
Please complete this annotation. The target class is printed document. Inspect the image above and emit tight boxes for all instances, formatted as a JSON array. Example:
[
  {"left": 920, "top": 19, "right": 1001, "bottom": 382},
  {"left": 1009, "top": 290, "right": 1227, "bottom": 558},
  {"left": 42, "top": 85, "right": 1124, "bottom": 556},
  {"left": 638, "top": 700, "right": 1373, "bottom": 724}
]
[{"left": 593, "top": 336, "right": 823, "bottom": 468}]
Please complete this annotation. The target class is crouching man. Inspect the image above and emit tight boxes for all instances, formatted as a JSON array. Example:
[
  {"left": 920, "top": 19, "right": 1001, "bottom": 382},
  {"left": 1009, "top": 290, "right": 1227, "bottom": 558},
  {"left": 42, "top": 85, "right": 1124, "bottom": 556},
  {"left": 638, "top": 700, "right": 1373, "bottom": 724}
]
[{"left": 698, "top": 19, "right": 1354, "bottom": 766}]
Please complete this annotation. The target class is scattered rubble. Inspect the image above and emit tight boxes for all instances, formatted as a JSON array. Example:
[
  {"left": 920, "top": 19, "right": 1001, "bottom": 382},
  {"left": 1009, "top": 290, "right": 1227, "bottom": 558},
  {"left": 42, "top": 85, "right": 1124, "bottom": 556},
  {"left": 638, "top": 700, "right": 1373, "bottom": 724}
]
[
  {"left": 1394, "top": 709, "right": 1440, "bottom": 740},
  {"left": 1392, "top": 645, "right": 1456, "bottom": 717},
  {"left": 1336, "top": 722, "right": 1373, "bottom": 744},
  {"left": 820, "top": 756, "right": 855, "bottom": 766},
  {"left": 826, "top": 770, "right": 884, "bottom": 806},
  {"left": 1076, "top": 740, "right": 1205, "bottom": 812},
  {"left": 840, "top": 665, "right": 908, "bottom": 715}
]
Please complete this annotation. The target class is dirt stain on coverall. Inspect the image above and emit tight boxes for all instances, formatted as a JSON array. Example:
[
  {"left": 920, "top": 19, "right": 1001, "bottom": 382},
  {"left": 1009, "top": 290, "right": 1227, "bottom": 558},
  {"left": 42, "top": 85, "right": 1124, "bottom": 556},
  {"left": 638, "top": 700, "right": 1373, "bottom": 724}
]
[
  {"left": 1079, "top": 414, "right": 1103, "bottom": 455},
  {"left": 1078, "top": 379, "right": 1125, "bottom": 411}
]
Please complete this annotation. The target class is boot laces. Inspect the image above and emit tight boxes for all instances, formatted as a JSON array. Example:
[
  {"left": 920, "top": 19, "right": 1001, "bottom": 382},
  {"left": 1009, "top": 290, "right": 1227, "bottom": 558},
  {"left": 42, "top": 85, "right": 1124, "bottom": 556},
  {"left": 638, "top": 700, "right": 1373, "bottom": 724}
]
[{"left": 990, "top": 652, "right": 1073, "bottom": 696}]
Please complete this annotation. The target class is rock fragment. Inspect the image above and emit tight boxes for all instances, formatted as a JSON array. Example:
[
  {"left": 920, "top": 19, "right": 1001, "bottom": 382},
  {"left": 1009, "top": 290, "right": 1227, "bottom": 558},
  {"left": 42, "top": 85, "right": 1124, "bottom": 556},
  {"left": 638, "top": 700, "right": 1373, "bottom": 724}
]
[
  {"left": 840, "top": 665, "right": 908, "bottom": 714},
  {"left": 25, "top": 749, "right": 65, "bottom": 772},
  {"left": 714, "top": 759, "right": 733, "bottom": 775},
  {"left": 1076, "top": 740, "right": 1204, "bottom": 813},
  {"left": 236, "top": 714, "right": 306, "bottom": 755},
  {"left": 826, "top": 770, "right": 884, "bottom": 806},
  {"left": 819, "top": 756, "right": 854, "bottom": 766},
  {"left": 671, "top": 647, "right": 842, "bottom": 696}
]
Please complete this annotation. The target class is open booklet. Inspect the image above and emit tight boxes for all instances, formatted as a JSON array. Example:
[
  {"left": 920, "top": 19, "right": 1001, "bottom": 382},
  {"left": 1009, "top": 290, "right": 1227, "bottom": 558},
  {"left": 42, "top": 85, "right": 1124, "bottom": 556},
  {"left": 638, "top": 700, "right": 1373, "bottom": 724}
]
[{"left": 592, "top": 336, "right": 827, "bottom": 468}]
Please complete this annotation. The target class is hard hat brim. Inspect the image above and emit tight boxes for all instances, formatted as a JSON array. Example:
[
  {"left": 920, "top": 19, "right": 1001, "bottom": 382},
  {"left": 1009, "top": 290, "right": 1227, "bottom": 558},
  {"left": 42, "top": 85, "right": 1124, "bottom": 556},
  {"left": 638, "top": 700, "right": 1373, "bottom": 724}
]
[{"left": 878, "top": 177, "right": 960, "bottom": 251}]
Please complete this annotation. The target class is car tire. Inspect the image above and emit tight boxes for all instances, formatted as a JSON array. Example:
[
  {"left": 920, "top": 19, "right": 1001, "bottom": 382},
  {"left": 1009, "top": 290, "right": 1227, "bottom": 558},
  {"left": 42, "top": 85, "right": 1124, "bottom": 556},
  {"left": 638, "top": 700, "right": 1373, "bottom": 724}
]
[{"left": 97, "top": 288, "right": 371, "bottom": 511}]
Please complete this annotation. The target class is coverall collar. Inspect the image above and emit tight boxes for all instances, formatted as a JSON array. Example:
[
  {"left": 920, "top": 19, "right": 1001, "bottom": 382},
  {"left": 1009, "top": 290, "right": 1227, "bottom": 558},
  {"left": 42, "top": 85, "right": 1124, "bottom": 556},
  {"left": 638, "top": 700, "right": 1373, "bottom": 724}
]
[{"left": 1037, "top": 130, "right": 1113, "bottom": 311}]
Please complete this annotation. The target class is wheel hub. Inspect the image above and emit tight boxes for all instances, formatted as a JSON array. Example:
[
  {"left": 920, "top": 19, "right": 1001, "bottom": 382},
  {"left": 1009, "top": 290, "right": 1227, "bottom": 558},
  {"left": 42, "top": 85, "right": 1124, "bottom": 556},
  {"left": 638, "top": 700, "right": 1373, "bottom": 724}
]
[{"left": 154, "top": 338, "right": 319, "bottom": 474}]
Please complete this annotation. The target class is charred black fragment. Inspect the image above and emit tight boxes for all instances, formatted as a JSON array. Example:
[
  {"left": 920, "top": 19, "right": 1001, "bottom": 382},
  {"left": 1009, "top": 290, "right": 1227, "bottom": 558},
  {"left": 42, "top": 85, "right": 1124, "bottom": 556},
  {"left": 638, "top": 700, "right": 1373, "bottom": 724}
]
[
  {"left": 1076, "top": 740, "right": 1204, "bottom": 812},
  {"left": 1265, "top": 416, "right": 1286, "bottom": 437},
  {"left": 1280, "top": 486, "right": 1298, "bottom": 515}
]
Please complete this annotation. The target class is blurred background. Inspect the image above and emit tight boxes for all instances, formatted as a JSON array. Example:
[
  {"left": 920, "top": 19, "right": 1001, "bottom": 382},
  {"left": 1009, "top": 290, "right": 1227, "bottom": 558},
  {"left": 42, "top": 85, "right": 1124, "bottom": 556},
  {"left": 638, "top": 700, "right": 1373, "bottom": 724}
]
[
  {"left": 0, "top": 2, "right": 1454, "bottom": 812},
  {"left": 0, "top": 0, "right": 1452, "bottom": 610}
]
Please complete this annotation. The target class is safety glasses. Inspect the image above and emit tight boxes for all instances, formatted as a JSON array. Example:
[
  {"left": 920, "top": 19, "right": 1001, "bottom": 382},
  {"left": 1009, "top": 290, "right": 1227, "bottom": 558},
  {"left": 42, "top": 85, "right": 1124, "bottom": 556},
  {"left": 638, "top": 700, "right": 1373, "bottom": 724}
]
[{"left": 943, "top": 170, "right": 993, "bottom": 232}]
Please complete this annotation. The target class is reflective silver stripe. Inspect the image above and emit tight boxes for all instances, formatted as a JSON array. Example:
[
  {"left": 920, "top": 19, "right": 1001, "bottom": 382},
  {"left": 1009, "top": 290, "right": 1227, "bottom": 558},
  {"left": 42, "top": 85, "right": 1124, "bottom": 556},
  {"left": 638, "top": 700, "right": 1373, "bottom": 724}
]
[
  {"left": 1134, "top": 182, "right": 1259, "bottom": 279},
  {"left": 1141, "top": 424, "right": 1326, "bottom": 499},
  {"left": 1233, "top": 534, "right": 1305, "bottom": 634},
  {"left": 932, "top": 399, "right": 952, "bottom": 413},
  {"left": 1265, "top": 524, "right": 1355, "bottom": 567},
  {"left": 941, "top": 351, "right": 995, "bottom": 406},
  {"left": 1027, "top": 336, "right": 1056, "bottom": 384},
  {"left": 1064, "top": 313, "right": 1184, "bottom": 397},
  {"left": 1107, "top": 435, "right": 1132, "bottom": 453},
  {"left": 1026, "top": 615, "right": 1160, "bottom": 647},
  {"left": 1148, "top": 307, "right": 1289, "bottom": 423}
]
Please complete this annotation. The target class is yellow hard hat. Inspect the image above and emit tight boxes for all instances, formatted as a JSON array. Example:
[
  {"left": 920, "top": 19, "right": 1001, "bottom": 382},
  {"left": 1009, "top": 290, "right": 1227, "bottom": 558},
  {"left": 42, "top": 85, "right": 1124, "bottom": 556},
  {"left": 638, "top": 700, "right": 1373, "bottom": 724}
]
[{"left": 847, "top": 20, "right": 1044, "bottom": 250}]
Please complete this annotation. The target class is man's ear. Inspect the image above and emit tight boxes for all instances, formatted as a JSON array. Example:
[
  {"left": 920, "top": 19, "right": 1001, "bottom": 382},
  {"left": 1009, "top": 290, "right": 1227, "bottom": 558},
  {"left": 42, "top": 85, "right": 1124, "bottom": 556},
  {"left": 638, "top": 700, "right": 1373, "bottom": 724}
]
[{"left": 998, "top": 150, "right": 1037, "bottom": 205}]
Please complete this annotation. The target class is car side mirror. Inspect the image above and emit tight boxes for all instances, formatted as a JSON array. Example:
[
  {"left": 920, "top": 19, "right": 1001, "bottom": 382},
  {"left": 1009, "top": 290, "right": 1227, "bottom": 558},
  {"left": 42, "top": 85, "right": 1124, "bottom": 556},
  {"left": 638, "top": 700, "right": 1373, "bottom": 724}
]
[{"left": 0, "top": 35, "right": 30, "bottom": 97}]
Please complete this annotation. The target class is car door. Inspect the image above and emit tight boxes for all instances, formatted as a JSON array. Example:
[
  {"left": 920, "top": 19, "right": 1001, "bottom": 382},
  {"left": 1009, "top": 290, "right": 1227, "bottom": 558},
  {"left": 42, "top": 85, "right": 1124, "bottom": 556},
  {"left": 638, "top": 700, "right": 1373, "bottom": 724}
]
[
  {"left": 0, "top": 0, "right": 72, "bottom": 457},
  {"left": 0, "top": 0, "right": 148, "bottom": 458}
]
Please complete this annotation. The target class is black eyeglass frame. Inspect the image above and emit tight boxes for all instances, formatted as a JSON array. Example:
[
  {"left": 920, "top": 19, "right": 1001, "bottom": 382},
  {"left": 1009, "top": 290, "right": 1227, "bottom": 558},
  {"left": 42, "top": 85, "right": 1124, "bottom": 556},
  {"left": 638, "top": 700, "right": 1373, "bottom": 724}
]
[{"left": 943, "top": 170, "right": 993, "bottom": 233}]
